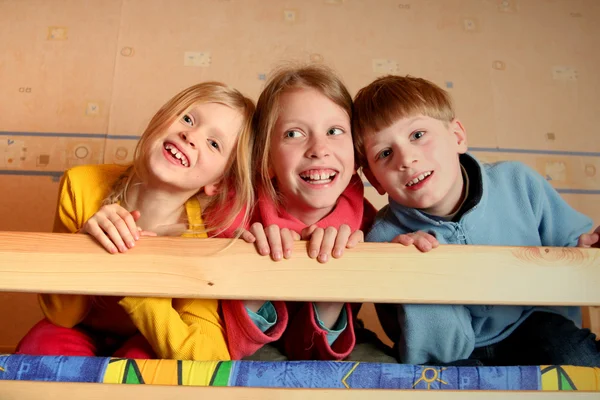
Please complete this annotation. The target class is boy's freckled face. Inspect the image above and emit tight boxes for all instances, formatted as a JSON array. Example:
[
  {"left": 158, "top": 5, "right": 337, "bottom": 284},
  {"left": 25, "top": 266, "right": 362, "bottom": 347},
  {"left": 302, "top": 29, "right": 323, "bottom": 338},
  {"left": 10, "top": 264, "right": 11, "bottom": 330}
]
[{"left": 364, "top": 115, "right": 468, "bottom": 216}]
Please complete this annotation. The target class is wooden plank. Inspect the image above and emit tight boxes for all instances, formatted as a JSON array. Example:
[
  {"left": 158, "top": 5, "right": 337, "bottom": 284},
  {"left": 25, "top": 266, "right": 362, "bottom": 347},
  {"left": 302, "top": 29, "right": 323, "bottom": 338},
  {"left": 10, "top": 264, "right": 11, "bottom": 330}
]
[
  {"left": 0, "top": 381, "right": 598, "bottom": 400},
  {"left": 1, "top": 232, "right": 599, "bottom": 305}
]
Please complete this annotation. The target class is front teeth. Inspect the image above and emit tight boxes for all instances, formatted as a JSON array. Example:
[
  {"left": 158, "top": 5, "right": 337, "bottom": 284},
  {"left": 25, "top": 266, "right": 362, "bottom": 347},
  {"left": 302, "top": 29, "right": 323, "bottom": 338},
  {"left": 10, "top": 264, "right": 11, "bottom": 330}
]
[
  {"left": 407, "top": 171, "right": 432, "bottom": 186},
  {"left": 300, "top": 171, "right": 337, "bottom": 183},
  {"left": 165, "top": 144, "right": 189, "bottom": 167},
  {"left": 313, "top": 172, "right": 334, "bottom": 180}
]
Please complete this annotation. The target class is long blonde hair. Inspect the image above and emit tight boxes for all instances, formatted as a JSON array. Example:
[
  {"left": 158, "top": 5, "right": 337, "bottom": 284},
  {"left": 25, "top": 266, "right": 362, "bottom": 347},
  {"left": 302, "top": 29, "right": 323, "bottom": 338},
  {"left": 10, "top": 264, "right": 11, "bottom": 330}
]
[
  {"left": 253, "top": 64, "right": 353, "bottom": 206},
  {"left": 104, "top": 82, "right": 255, "bottom": 236}
]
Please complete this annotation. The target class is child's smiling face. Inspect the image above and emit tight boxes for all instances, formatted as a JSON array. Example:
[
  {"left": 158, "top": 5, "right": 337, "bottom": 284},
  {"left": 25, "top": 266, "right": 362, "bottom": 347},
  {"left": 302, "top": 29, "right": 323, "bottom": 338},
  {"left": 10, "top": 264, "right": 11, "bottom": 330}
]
[
  {"left": 148, "top": 102, "right": 242, "bottom": 194},
  {"left": 364, "top": 115, "right": 468, "bottom": 217},
  {"left": 269, "top": 87, "right": 355, "bottom": 224}
]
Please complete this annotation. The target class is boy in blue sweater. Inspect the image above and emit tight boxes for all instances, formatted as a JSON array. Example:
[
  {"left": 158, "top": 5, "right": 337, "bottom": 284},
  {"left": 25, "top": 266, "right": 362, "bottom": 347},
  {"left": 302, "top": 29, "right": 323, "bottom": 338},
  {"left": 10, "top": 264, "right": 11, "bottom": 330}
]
[{"left": 352, "top": 75, "right": 600, "bottom": 366}]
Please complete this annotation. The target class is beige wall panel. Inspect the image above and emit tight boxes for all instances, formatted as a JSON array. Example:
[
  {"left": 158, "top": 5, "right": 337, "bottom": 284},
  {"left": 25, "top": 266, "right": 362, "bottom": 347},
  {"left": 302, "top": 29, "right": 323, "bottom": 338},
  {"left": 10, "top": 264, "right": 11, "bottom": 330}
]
[
  {"left": 0, "top": 293, "right": 41, "bottom": 354},
  {"left": 103, "top": 138, "right": 136, "bottom": 166},
  {"left": 107, "top": 0, "right": 277, "bottom": 137},
  {"left": 486, "top": 1, "right": 600, "bottom": 152},
  {"left": 0, "top": 175, "right": 58, "bottom": 232},
  {"left": 560, "top": 194, "right": 600, "bottom": 226},
  {"left": 0, "top": 0, "right": 122, "bottom": 134}
]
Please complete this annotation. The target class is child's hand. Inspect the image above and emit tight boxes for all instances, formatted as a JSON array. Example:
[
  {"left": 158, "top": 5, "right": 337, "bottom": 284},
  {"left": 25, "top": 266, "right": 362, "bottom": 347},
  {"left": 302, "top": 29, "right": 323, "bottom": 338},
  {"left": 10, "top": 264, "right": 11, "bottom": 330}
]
[
  {"left": 242, "top": 222, "right": 300, "bottom": 261},
  {"left": 577, "top": 226, "right": 600, "bottom": 248},
  {"left": 301, "top": 224, "right": 363, "bottom": 263},
  {"left": 80, "top": 205, "right": 156, "bottom": 254},
  {"left": 392, "top": 231, "right": 439, "bottom": 252}
]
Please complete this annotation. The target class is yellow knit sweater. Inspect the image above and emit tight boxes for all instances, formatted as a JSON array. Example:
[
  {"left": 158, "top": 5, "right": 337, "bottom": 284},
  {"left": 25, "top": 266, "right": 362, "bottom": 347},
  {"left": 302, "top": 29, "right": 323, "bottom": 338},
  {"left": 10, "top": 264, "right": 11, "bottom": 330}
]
[{"left": 41, "top": 164, "right": 230, "bottom": 360}]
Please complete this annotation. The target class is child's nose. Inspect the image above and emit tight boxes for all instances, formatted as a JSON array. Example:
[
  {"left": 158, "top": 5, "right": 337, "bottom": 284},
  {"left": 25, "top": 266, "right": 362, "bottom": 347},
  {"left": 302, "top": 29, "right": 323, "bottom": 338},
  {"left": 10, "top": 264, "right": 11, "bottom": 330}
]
[
  {"left": 396, "top": 148, "right": 418, "bottom": 169},
  {"left": 179, "top": 132, "right": 196, "bottom": 148},
  {"left": 306, "top": 138, "right": 330, "bottom": 159}
]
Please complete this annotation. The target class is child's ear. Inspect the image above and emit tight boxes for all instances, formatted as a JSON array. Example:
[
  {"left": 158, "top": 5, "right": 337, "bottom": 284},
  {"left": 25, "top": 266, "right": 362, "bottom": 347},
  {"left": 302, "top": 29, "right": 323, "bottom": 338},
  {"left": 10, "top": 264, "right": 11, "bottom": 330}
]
[
  {"left": 451, "top": 119, "right": 468, "bottom": 153},
  {"left": 203, "top": 181, "right": 221, "bottom": 196},
  {"left": 363, "top": 167, "right": 386, "bottom": 196}
]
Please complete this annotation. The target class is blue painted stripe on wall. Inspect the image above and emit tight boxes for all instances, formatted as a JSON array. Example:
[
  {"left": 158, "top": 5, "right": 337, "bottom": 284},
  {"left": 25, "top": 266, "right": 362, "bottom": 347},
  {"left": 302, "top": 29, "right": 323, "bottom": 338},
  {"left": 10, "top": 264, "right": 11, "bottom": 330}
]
[
  {"left": 2, "top": 132, "right": 599, "bottom": 193},
  {"left": 0, "top": 132, "right": 140, "bottom": 140},
  {"left": 0, "top": 170, "right": 63, "bottom": 177},
  {"left": 1, "top": 170, "right": 599, "bottom": 194},
  {"left": 470, "top": 147, "right": 600, "bottom": 158},
  {"left": 552, "top": 189, "right": 600, "bottom": 195},
  {"left": 1, "top": 132, "right": 600, "bottom": 156},
  {"left": 0, "top": 131, "right": 107, "bottom": 139},
  {"left": 106, "top": 135, "right": 140, "bottom": 140}
]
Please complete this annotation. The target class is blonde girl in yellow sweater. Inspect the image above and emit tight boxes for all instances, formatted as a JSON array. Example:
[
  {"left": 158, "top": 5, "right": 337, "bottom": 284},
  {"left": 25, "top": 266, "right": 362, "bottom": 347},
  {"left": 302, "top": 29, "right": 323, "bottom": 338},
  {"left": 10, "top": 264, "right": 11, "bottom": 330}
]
[{"left": 16, "top": 82, "right": 254, "bottom": 360}]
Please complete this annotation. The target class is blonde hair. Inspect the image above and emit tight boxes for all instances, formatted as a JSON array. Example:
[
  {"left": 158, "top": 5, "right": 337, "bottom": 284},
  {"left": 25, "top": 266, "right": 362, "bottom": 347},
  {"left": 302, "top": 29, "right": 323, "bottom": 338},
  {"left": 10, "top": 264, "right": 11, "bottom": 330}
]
[
  {"left": 254, "top": 64, "right": 353, "bottom": 205},
  {"left": 104, "top": 82, "right": 255, "bottom": 236},
  {"left": 352, "top": 75, "right": 455, "bottom": 168}
]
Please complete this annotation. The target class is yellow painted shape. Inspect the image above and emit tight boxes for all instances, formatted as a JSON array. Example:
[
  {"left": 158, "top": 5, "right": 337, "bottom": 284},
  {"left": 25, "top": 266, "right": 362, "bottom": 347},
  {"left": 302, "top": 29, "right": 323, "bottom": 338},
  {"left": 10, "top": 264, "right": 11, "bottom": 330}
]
[
  {"left": 541, "top": 367, "right": 559, "bottom": 391},
  {"left": 541, "top": 366, "right": 600, "bottom": 391},
  {"left": 103, "top": 359, "right": 127, "bottom": 384},
  {"left": 341, "top": 362, "right": 360, "bottom": 389},
  {"left": 412, "top": 367, "right": 448, "bottom": 390},
  {"left": 181, "top": 360, "right": 219, "bottom": 386}
]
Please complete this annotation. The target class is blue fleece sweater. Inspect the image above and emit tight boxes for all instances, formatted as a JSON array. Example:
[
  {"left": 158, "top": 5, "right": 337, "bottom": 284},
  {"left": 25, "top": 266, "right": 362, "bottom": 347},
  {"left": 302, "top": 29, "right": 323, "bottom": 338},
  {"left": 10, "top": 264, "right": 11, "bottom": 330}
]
[{"left": 366, "top": 153, "right": 593, "bottom": 364}]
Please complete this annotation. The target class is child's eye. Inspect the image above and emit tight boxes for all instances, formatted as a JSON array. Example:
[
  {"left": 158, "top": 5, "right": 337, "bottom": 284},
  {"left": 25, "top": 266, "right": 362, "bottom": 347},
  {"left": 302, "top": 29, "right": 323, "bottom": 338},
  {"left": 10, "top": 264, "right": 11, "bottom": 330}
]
[
  {"left": 182, "top": 114, "right": 194, "bottom": 126},
  {"left": 285, "top": 130, "right": 303, "bottom": 138},
  {"left": 327, "top": 127, "right": 344, "bottom": 136},
  {"left": 377, "top": 149, "right": 392, "bottom": 160},
  {"left": 410, "top": 130, "right": 425, "bottom": 140},
  {"left": 208, "top": 139, "right": 220, "bottom": 150}
]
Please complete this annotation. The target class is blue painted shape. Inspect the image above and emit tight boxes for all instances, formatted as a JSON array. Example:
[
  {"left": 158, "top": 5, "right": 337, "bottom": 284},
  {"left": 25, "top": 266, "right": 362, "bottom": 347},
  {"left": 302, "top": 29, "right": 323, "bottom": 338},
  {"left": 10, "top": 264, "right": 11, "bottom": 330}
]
[
  {"left": 228, "top": 360, "right": 542, "bottom": 390},
  {"left": 0, "top": 355, "right": 109, "bottom": 383}
]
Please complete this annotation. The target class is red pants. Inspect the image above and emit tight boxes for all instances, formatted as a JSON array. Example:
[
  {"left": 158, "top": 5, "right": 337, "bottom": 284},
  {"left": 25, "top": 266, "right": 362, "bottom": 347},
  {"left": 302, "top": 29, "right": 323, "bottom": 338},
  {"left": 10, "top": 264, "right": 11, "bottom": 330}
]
[{"left": 16, "top": 319, "right": 155, "bottom": 359}]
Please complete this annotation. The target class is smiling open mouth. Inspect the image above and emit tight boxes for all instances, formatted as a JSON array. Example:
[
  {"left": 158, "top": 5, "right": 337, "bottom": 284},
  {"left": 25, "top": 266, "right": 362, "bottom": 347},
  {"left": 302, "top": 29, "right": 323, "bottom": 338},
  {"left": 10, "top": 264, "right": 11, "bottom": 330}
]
[
  {"left": 406, "top": 171, "right": 433, "bottom": 187},
  {"left": 299, "top": 169, "right": 337, "bottom": 185},
  {"left": 164, "top": 143, "right": 189, "bottom": 167}
]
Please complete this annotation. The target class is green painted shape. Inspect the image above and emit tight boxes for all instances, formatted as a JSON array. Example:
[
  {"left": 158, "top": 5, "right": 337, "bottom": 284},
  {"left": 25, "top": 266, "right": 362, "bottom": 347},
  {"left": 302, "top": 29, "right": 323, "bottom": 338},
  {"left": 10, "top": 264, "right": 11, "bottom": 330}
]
[
  {"left": 559, "top": 371, "right": 574, "bottom": 391},
  {"left": 211, "top": 361, "right": 233, "bottom": 387},
  {"left": 124, "top": 361, "right": 142, "bottom": 384}
]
